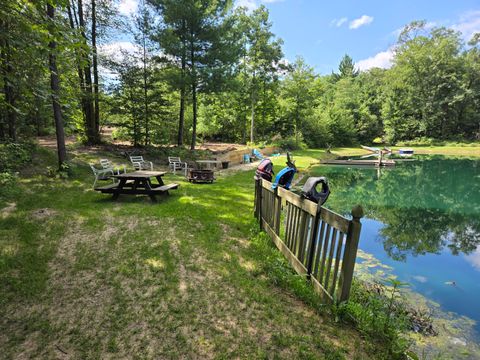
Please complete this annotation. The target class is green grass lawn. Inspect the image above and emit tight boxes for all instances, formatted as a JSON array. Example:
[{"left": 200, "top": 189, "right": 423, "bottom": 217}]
[
  {"left": 0, "top": 146, "right": 383, "bottom": 359},
  {"left": 390, "top": 145, "right": 480, "bottom": 157}
]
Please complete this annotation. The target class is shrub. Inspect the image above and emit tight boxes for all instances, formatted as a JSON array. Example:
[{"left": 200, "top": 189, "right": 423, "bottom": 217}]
[
  {"left": 111, "top": 127, "right": 130, "bottom": 142},
  {"left": 338, "top": 278, "right": 412, "bottom": 358},
  {"left": 0, "top": 142, "right": 35, "bottom": 172},
  {"left": 273, "top": 135, "right": 307, "bottom": 151},
  {"left": 46, "top": 162, "right": 72, "bottom": 179},
  {"left": 246, "top": 141, "right": 268, "bottom": 149},
  {"left": 396, "top": 137, "right": 438, "bottom": 147},
  {"left": 0, "top": 172, "right": 20, "bottom": 199}
]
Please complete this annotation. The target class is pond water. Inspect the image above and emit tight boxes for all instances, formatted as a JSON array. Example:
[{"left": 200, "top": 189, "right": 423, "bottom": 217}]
[{"left": 307, "top": 155, "right": 480, "bottom": 341}]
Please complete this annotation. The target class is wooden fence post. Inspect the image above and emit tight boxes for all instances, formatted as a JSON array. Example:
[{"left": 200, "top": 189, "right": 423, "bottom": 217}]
[
  {"left": 254, "top": 177, "right": 260, "bottom": 220},
  {"left": 306, "top": 202, "right": 322, "bottom": 277},
  {"left": 338, "top": 205, "right": 364, "bottom": 302},
  {"left": 256, "top": 178, "right": 263, "bottom": 230},
  {"left": 274, "top": 188, "right": 281, "bottom": 234}
]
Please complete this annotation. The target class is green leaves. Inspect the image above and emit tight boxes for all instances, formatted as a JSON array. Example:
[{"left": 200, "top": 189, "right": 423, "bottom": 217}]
[
  {"left": 333, "top": 54, "right": 359, "bottom": 80},
  {"left": 385, "top": 21, "right": 476, "bottom": 142}
]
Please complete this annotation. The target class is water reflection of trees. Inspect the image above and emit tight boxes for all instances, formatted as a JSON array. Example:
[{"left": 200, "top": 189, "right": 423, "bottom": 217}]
[{"left": 311, "top": 158, "right": 480, "bottom": 261}]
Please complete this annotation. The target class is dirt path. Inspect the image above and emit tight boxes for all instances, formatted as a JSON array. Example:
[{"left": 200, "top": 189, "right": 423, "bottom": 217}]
[{"left": 37, "top": 135, "right": 76, "bottom": 149}]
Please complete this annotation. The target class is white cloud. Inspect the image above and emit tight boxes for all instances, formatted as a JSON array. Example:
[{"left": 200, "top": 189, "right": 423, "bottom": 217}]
[
  {"left": 236, "top": 0, "right": 257, "bottom": 11},
  {"left": 119, "top": 0, "right": 138, "bottom": 16},
  {"left": 358, "top": 10, "right": 479, "bottom": 73},
  {"left": 99, "top": 41, "right": 138, "bottom": 62},
  {"left": 331, "top": 17, "right": 348, "bottom": 28},
  {"left": 356, "top": 47, "right": 394, "bottom": 71},
  {"left": 452, "top": 10, "right": 480, "bottom": 42},
  {"left": 349, "top": 15, "right": 374, "bottom": 30},
  {"left": 412, "top": 275, "right": 428, "bottom": 283},
  {"left": 466, "top": 247, "right": 480, "bottom": 271},
  {"left": 100, "top": 41, "right": 138, "bottom": 54},
  {"left": 235, "top": 0, "right": 283, "bottom": 11}
]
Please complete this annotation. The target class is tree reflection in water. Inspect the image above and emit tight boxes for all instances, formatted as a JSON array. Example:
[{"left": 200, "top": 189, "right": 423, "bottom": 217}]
[{"left": 308, "top": 156, "right": 480, "bottom": 261}]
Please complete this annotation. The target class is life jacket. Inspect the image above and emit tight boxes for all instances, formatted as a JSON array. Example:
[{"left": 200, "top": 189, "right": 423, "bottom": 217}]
[
  {"left": 255, "top": 158, "right": 274, "bottom": 182},
  {"left": 272, "top": 167, "right": 296, "bottom": 190},
  {"left": 301, "top": 177, "right": 330, "bottom": 205}
]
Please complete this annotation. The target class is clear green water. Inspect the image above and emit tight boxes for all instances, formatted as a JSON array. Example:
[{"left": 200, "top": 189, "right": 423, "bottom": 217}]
[{"left": 307, "top": 155, "right": 480, "bottom": 338}]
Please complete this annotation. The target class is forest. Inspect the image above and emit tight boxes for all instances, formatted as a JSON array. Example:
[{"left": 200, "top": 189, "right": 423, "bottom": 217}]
[{"left": 1, "top": 0, "right": 480, "bottom": 165}]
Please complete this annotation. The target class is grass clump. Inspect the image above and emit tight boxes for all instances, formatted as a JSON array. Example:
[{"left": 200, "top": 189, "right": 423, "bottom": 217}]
[{"left": 338, "top": 279, "right": 413, "bottom": 359}]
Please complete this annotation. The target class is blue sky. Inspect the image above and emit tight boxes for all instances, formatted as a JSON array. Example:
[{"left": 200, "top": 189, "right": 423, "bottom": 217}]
[
  {"left": 238, "top": 0, "right": 480, "bottom": 74},
  {"left": 115, "top": 0, "right": 480, "bottom": 74}
]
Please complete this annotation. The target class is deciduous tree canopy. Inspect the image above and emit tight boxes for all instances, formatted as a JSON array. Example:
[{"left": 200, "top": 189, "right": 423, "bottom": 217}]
[{"left": 1, "top": 1, "right": 479, "bottom": 166}]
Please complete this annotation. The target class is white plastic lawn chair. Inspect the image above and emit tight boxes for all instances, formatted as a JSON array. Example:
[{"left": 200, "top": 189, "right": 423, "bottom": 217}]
[
  {"left": 90, "top": 164, "right": 115, "bottom": 189},
  {"left": 129, "top": 155, "right": 153, "bottom": 170},
  {"left": 168, "top": 156, "right": 188, "bottom": 176},
  {"left": 100, "top": 159, "right": 126, "bottom": 175}
]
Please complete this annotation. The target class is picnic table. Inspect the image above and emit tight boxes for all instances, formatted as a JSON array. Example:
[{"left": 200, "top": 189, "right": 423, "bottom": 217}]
[{"left": 94, "top": 171, "right": 179, "bottom": 202}]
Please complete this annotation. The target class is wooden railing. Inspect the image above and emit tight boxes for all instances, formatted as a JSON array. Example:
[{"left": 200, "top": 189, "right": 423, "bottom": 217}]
[{"left": 254, "top": 178, "right": 364, "bottom": 303}]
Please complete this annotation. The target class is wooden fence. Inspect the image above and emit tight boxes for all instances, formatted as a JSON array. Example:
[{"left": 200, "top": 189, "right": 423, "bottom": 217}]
[{"left": 254, "top": 178, "right": 364, "bottom": 303}]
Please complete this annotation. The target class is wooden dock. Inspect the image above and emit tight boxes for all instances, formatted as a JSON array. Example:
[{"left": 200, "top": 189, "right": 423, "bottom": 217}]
[{"left": 322, "top": 159, "right": 396, "bottom": 167}]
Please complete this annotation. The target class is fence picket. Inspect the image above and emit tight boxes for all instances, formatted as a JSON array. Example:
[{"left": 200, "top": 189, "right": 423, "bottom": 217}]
[
  {"left": 313, "top": 221, "right": 326, "bottom": 277},
  {"left": 330, "top": 232, "right": 345, "bottom": 296},
  {"left": 254, "top": 178, "right": 363, "bottom": 303},
  {"left": 323, "top": 228, "right": 338, "bottom": 292},
  {"left": 291, "top": 206, "right": 300, "bottom": 253},
  {"left": 274, "top": 193, "right": 282, "bottom": 233},
  {"left": 286, "top": 203, "right": 294, "bottom": 248},
  {"left": 318, "top": 224, "right": 331, "bottom": 284},
  {"left": 299, "top": 213, "right": 309, "bottom": 263}
]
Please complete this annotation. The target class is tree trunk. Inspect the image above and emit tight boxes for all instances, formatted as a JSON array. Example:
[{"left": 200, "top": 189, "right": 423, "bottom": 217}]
[
  {"left": 4, "top": 82, "right": 16, "bottom": 141},
  {"left": 250, "top": 98, "right": 255, "bottom": 144},
  {"left": 250, "top": 70, "right": 256, "bottom": 144},
  {"left": 142, "top": 25, "right": 149, "bottom": 146},
  {"left": 295, "top": 101, "right": 299, "bottom": 146},
  {"left": 91, "top": 0, "right": 100, "bottom": 137},
  {"left": 35, "top": 95, "right": 42, "bottom": 136},
  {"left": 178, "top": 54, "right": 186, "bottom": 146},
  {"left": 47, "top": 3, "right": 67, "bottom": 168},
  {"left": 190, "top": 38, "right": 197, "bottom": 151},
  {"left": 177, "top": 23, "right": 186, "bottom": 146},
  {"left": 78, "top": 0, "right": 97, "bottom": 144},
  {"left": 1, "top": 20, "right": 17, "bottom": 141},
  {"left": 191, "top": 84, "right": 197, "bottom": 150},
  {"left": 67, "top": 3, "right": 90, "bottom": 133}
]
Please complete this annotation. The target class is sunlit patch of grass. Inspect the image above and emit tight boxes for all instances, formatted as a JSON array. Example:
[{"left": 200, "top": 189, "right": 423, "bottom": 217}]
[
  {"left": 0, "top": 242, "right": 19, "bottom": 257},
  {"left": 391, "top": 145, "right": 480, "bottom": 157},
  {"left": 145, "top": 258, "right": 166, "bottom": 270}
]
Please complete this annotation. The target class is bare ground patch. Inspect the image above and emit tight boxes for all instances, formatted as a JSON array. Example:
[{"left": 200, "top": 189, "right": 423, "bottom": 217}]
[
  {"left": 0, "top": 214, "right": 178, "bottom": 358},
  {"left": 31, "top": 208, "right": 57, "bottom": 220},
  {"left": 1, "top": 211, "right": 372, "bottom": 359},
  {"left": 1, "top": 202, "right": 16, "bottom": 218}
]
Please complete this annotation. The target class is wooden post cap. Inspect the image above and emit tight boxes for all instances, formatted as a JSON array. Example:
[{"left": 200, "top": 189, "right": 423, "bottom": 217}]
[{"left": 351, "top": 205, "right": 364, "bottom": 219}]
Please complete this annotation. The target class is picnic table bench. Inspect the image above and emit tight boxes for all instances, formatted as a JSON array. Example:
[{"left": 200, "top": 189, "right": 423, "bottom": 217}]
[{"left": 94, "top": 171, "right": 178, "bottom": 202}]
